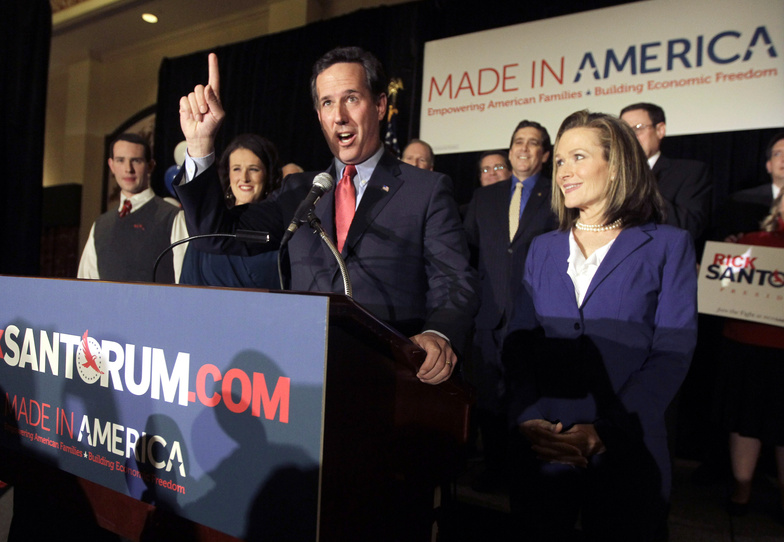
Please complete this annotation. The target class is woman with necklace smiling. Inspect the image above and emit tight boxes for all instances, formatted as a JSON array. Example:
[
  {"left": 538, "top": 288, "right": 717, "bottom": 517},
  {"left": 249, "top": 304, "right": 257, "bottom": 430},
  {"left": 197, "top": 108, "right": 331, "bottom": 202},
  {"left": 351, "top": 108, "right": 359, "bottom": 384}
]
[{"left": 504, "top": 110, "right": 698, "bottom": 541}]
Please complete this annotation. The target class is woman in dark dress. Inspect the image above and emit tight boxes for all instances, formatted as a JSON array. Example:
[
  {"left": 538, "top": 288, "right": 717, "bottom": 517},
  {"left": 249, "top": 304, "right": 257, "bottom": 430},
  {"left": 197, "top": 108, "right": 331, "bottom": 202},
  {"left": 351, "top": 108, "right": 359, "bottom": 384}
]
[
  {"left": 179, "top": 134, "right": 282, "bottom": 288},
  {"left": 720, "top": 192, "right": 784, "bottom": 518}
]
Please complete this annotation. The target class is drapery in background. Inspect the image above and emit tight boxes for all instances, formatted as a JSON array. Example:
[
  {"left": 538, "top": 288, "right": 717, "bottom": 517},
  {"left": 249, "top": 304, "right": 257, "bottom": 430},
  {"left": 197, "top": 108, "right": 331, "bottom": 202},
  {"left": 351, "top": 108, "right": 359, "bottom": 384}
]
[{"left": 1, "top": 0, "right": 51, "bottom": 276}]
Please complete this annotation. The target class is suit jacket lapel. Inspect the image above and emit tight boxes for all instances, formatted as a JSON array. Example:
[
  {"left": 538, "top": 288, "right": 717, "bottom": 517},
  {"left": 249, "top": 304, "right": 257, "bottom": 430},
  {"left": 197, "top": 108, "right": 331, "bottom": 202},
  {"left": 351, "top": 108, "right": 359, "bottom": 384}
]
[
  {"left": 651, "top": 155, "right": 674, "bottom": 199},
  {"left": 514, "top": 173, "right": 549, "bottom": 242},
  {"left": 317, "top": 153, "right": 403, "bottom": 283},
  {"left": 316, "top": 163, "right": 338, "bottom": 236},
  {"left": 581, "top": 224, "right": 654, "bottom": 306},
  {"left": 311, "top": 164, "right": 340, "bottom": 275},
  {"left": 493, "top": 179, "right": 513, "bottom": 221},
  {"left": 487, "top": 180, "right": 512, "bottom": 242},
  {"left": 343, "top": 152, "right": 402, "bottom": 252},
  {"left": 549, "top": 232, "right": 576, "bottom": 299},
  {"left": 652, "top": 155, "right": 668, "bottom": 178}
]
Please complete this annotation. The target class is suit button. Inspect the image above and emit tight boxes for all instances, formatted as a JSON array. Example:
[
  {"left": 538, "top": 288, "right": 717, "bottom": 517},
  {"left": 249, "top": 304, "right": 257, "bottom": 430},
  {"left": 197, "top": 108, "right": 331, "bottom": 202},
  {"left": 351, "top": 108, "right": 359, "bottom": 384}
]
[
  {"left": 574, "top": 323, "right": 580, "bottom": 330},
  {"left": 507, "top": 248, "right": 513, "bottom": 254}
]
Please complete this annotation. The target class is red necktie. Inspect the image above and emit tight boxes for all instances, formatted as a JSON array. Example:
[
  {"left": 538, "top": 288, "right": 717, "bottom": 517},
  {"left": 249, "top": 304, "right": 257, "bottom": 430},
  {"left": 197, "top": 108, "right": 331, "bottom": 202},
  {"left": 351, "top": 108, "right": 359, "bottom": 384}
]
[
  {"left": 119, "top": 199, "right": 132, "bottom": 218},
  {"left": 335, "top": 165, "right": 357, "bottom": 252}
]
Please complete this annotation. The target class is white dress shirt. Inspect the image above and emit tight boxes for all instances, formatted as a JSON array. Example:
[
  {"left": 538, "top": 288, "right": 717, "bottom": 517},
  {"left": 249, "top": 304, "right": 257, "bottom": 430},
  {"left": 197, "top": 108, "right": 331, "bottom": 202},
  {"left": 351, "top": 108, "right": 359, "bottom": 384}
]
[{"left": 566, "top": 229, "right": 617, "bottom": 307}]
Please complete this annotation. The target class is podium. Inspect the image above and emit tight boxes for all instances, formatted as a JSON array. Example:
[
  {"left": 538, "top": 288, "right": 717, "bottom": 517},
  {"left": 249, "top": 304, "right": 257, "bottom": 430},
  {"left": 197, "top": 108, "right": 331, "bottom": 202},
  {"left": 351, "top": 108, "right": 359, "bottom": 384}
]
[{"left": 0, "top": 277, "right": 471, "bottom": 541}]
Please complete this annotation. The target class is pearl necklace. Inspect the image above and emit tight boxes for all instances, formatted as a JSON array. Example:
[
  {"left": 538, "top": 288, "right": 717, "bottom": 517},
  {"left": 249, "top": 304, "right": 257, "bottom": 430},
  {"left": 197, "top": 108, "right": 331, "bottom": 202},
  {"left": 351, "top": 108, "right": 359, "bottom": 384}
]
[{"left": 574, "top": 218, "right": 622, "bottom": 232}]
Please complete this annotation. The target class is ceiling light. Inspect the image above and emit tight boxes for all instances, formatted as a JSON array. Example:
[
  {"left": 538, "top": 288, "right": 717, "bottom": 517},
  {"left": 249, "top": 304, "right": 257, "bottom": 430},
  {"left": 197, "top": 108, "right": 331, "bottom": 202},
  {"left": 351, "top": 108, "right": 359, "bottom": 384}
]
[{"left": 141, "top": 13, "right": 158, "bottom": 24}]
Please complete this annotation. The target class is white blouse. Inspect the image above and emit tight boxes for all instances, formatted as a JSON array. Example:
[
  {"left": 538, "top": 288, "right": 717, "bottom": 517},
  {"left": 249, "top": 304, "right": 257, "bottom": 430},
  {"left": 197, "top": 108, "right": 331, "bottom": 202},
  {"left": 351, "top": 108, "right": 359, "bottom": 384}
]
[{"left": 566, "top": 229, "right": 617, "bottom": 307}]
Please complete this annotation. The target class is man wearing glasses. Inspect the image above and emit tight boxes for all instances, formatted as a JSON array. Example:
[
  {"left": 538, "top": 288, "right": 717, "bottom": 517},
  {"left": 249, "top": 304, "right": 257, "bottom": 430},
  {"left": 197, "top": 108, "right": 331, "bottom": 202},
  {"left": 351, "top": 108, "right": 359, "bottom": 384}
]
[
  {"left": 463, "top": 120, "right": 557, "bottom": 493},
  {"left": 478, "top": 150, "right": 512, "bottom": 187},
  {"left": 620, "top": 102, "right": 712, "bottom": 244}
]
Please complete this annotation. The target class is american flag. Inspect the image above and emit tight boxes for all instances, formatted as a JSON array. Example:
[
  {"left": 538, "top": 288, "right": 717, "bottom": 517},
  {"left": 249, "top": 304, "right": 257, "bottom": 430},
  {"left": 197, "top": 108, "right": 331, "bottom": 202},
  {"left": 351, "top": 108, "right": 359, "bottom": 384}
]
[{"left": 384, "top": 78, "right": 403, "bottom": 157}]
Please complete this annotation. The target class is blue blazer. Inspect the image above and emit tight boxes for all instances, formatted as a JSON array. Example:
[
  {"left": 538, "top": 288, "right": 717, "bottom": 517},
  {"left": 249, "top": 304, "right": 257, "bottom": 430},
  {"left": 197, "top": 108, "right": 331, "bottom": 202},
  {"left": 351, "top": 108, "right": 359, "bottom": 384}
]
[
  {"left": 176, "top": 151, "right": 479, "bottom": 353},
  {"left": 505, "top": 223, "right": 697, "bottom": 496}
]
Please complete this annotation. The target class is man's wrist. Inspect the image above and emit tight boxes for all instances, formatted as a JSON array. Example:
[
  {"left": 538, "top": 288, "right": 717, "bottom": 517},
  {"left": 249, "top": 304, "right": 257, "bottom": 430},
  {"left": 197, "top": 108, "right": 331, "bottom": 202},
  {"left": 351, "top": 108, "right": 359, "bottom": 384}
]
[
  {"left": 421, "top": 329, "right": 450, "bottom": 343},
  {"left": 184, "top": 150, "right": 215, "bottom": 182},
  {"left": 186, "top": 138, "right": 215, "bottom": 159}
]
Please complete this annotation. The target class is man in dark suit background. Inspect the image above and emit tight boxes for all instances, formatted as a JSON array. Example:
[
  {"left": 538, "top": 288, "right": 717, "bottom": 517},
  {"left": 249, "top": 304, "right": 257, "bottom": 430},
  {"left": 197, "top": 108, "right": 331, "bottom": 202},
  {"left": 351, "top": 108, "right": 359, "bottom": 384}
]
[
  {"left": 463, "top": 120, "right": 557, "bottom": 491},
  {"left": 620, "top": 102, "right": 712, "bottom": 244},
  {"left": 477, "top": 150, "right": 512, "bottom": 187},
  {"left": 176, "top": 47, "right": 478, "bottom": 386},
  {"left": 401, "top": 138, "right": 435, "bottom": 171},
  {"left": 717, "top": 132, "right": 784, "bottom": 240}
]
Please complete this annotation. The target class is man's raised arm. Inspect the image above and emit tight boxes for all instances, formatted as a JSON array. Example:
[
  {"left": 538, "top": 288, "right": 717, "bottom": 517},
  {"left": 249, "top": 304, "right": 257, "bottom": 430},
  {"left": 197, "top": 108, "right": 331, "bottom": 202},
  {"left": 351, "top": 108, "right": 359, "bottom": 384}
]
[{"left": 179, "top": 53, "right": 225, "bottom": 158}]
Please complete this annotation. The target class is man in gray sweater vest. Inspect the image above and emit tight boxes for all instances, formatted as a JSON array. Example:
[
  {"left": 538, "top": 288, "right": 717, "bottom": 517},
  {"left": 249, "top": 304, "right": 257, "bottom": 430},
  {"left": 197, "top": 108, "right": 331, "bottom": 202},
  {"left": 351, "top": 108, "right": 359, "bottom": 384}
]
[{"left": 77, "top": 133, "right": 188, "bottom": 283}]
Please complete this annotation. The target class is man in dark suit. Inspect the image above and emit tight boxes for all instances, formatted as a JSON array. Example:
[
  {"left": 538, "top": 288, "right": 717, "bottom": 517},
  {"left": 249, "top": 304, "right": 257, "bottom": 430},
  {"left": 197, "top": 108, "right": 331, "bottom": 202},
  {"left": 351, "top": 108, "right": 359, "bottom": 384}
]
[
  {"left": 620, "top": 103, "right": 712, "bottom": 243},
  {"left": 717, "top": 132, "right": 784, "bottom": 240},
  {"left": 176, "top": 48, "right": 478, "bottom": 386},
  {"left": 463, "top": 120, "right": 557, "bottom": 490}
]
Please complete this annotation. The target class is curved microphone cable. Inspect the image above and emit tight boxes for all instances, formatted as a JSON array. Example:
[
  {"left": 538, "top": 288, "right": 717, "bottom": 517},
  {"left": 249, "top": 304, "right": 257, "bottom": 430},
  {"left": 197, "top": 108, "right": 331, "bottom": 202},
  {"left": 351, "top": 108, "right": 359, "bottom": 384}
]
[{"left": 152, "top": 230, "right": 269, "bottom": 283}]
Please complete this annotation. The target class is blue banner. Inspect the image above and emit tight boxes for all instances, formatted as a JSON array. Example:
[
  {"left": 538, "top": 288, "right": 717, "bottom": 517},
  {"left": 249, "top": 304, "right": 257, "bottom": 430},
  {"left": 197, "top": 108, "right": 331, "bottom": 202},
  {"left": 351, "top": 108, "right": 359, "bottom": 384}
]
[{"left": 0, "top": 277, "right": 328, "bottom": 538}]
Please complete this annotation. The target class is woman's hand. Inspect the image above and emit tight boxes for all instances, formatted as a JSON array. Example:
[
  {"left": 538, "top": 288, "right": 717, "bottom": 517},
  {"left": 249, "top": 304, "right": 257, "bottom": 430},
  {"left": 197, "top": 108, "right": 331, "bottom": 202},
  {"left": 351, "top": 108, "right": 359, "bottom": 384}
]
[{"left": 520, "top": 420, "right": 606, "bottom": 468}]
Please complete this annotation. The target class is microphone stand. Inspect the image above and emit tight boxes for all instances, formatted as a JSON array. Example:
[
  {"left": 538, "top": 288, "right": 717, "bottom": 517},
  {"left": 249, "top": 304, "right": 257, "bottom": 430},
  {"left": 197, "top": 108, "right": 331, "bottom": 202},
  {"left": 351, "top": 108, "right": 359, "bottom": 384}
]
[
  {"left": 152, "top": 230, "right": 270, "bottom": 283},
  {"left": 307, "top": 211, "right": 352, "bottom": 298}
]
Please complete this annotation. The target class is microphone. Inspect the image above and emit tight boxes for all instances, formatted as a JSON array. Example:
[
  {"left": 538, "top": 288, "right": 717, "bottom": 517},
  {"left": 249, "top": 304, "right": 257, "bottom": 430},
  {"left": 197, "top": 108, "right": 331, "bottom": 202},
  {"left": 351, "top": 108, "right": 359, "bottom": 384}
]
[{"left": 280, "top": 172, "right": 334, "bottom": 246}]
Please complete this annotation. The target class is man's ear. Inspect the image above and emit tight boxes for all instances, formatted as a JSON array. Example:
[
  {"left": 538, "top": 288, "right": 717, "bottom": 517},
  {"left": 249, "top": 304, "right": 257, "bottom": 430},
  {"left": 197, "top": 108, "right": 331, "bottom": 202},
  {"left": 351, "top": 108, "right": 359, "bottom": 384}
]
[
  {"left": 148, "top": 159, "right": 156, "bottom": 173},
  {"left": 376, "top": 93, "right": 387, "bottom": 122},
  {"left": 655, "top": 122, "right": 666, "bottom": 140}
]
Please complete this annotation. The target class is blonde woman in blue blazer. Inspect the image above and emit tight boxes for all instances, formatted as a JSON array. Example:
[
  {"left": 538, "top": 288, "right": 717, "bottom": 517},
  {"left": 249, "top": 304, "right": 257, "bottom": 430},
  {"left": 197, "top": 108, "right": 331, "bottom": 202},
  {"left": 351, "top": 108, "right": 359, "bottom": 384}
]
[{"left": 504, "top": 110, "right": 697, "bottom": 541}]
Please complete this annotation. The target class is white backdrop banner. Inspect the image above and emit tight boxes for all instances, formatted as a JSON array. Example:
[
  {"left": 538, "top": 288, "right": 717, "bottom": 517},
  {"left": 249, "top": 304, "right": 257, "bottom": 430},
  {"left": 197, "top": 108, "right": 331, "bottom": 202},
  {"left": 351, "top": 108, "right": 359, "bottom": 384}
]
[{"left": 420, "top": 0, "right": 784, "bottom": 154}]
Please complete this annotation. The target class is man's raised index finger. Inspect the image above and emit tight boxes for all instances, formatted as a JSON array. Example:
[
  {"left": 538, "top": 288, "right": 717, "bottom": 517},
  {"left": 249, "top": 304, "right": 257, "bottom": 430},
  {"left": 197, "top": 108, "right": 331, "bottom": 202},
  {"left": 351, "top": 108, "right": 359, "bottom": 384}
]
[{"left": 208, "top": 53, "right": 220, "bottom": 98}]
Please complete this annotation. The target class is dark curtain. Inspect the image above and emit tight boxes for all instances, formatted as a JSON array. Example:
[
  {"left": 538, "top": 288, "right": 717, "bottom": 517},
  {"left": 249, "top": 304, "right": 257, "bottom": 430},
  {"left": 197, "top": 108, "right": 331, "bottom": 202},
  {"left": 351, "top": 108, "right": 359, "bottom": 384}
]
[
  {"left": 154, "top": 4, "right": 424, "bottom": 179},
  {"left": 153, "top": 0, "right": 783, "bottom": 230},
  {"left": 0, "top": 0, "right": 51, "bottom": 276}
]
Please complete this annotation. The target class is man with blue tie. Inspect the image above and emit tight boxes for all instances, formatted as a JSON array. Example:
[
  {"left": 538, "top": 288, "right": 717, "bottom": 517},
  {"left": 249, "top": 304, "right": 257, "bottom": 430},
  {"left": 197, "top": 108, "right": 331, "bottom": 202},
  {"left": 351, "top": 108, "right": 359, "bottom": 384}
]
[{"left": 463, "top": 120, "right": 557, "bottom": 491}]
